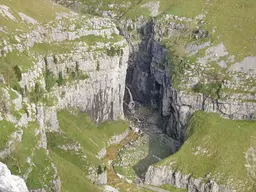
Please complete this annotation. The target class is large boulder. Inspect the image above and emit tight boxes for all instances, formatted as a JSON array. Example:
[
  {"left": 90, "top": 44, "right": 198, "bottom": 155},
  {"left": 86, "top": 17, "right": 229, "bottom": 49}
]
[{"left": 0, "top": 162, "right": 28, "bottom": 192}]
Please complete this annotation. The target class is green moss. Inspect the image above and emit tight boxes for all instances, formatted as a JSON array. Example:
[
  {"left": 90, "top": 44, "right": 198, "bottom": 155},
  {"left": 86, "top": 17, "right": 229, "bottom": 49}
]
[
  {"left": 106, "top": 46, "right": 124, "bottom": 57},
  {"left": 157, "top": 111, "right": 256, "bottom": 191}
]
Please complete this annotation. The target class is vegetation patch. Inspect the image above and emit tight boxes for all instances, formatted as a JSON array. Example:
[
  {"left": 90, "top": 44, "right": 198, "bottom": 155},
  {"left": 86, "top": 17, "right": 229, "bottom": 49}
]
[
  {"left": 161, "top": 0, "right": 256, "bottom": 60},
  {"left": 5, "top": 122, "right": 37, "bottom": 175},
  {"left": 50, "top": 151, "right": 102, "bottom": 192},
  {"left": 46, "top": 110, "right": 129, "bottom": 191},
  {"left": 0, "top": 51, "right": 35, "bottom": 87},
  {"left": 157, "top": 111, "right": 256, "bottom": 191},
  {"left": 160, "top": 185, "right": 187, "bottom": 192},
  {"left": 57, "top": 110, "right": 128, "bottom": 163},
  {"left": 26, "top": 148, "right": 56, "bottom": 190},
  {"left": 0, "top": 120, "right": 16, "bottom": 150},
  {"left": 1, "top": 122, "right": 56, "bottom": 190}
]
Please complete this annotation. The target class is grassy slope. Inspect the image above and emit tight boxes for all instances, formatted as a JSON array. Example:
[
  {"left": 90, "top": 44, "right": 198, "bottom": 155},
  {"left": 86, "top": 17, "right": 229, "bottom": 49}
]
[
  {"left": 121, "top": 0, "right": 256, "bottom": 60},
  {"left": 157, "top": 111, "right": 256, "bottom": 191},
  {"left": 50, "top": 151, "right": 102, "bottom": 192},
  {"left": 55, "top": 110, "right": 128, "bottom": 163},
  {"left": 0, "top": 0, "right": 69, "bottom": 37},
  {"left": 0, "top": 0, "right": 70, "bottom": 87},
  {"left": 1, "top": 122, "right": 57, "bottom": 190},
  {"left": 48, "top": 109, "right": 128, "bottom": 192},
  {"left": 152, "top": 0, "right": 256, "bottom": 94},
  {"left": 162, "top": 0, "right": 256, "bottom": 60},
  {"left": 0, "top": 120, "right": 16, "bottom": 150}
]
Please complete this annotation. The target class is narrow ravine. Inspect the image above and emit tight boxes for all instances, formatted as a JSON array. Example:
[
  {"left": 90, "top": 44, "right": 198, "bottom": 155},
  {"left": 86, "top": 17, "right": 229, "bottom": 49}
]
[{"left": 103, "top": 103, "right": 180, "bottom": 191}]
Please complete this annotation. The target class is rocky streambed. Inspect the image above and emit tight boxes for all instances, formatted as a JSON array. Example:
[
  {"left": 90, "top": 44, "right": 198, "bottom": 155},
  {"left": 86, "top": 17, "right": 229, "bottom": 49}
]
[{"left": 110, "top": 106, "right": 180, "bottom": 189}]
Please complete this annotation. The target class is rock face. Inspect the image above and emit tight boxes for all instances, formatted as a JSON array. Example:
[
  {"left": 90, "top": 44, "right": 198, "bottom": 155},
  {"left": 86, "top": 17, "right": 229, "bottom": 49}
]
[
  {"left": 121, "top": 15, "right": 256, "bottom": 142},
  {"left": 1, "top": 1, "right": 256, "bottom": 191},
  {"left": 0, "top": 2, "right": 129, "bottom": 191},
  {"left": 119, "top": 13, "right": 256, "bottom": 191},
  {"left": 0, "top": 162, "right": 29, "bottom": 192},
  {"left": 145, "top": 166, "right": 233, "bottom": 192}
]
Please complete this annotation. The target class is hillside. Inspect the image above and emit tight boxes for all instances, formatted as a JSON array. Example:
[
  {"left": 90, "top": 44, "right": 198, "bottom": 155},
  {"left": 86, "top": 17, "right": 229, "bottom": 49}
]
[{"left": 0, "top": 0, "right": 256, "bottom": 192}]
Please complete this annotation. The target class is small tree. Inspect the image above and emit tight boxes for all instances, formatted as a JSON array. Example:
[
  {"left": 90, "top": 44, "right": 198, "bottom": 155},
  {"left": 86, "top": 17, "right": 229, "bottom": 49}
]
[{"left": 13, "top": 65, "right": 22, "bottom": 81}]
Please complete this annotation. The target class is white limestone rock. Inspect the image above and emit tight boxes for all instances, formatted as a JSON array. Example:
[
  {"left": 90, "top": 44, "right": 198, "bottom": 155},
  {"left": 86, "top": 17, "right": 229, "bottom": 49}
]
[
  {"left": 0, "top": 162, "right": 28, "bottom": 192},
  {"left": 104, "top": 185, "right": 119, "bottom": 192}
]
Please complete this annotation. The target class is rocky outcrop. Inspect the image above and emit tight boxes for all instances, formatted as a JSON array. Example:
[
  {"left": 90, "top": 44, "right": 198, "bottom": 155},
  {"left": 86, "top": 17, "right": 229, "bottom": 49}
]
[
  {"left": 145, "top": 166, "right": 233, "bottom": 192},
  {"left": 120, "top": 14, "right": 256, "bottom": 142},
  {"left": 149, "top": 41, "right": 256, "bottom": 141},
  {"left": 120, "top": 13, "right": 256, "bottom": 192},
  {"left": 108, "top": 129, "right": 130, "bottom": 146},
  {"left": 0, "top": 162, "right": 29, "bottom": 192},
  {"left": 0, "top": 2, "right": 129, "bottom": 191}
]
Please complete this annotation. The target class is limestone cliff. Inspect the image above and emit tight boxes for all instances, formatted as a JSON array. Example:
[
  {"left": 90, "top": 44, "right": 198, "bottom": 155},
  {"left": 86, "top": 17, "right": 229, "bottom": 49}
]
[
  {"left": 1, "top": 0, "right": 256, "bottom": 192},
  {"left": 114, "top": 3, "right": 256, "bottom": 191},
  {"left": 0, "top": 1, "right": 129, "bottom": 191}
]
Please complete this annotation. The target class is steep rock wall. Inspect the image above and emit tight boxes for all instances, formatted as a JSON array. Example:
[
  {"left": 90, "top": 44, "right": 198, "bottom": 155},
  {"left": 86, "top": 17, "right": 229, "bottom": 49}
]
[
  {"left": 145, "top": 166, "right": 232, "bottom": 192},
  {"left": 120, "top": 15, "right": 256, "bottom": 142},
  {"left": 119, "top": 14, "right": 256, "bottom": 191},
  {"left": 0, "top": 4, "right": 129, "bottom": 191}
]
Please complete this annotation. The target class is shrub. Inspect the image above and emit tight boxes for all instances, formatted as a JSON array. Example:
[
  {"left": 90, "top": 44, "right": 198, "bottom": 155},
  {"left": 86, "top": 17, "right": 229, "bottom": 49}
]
[
  {"left": 106, "top": 46, "right": 123, "bottom": 57},
  {"left": 57, "top": 72, "right": 65, "bottom": 86},
  {"left": 13, "top": 65, "right": 22, "bottom": 81},
  {"left": 44, "top": 70, "right": 56, "bottom": 91},
  {"left": 193, "top": 82, "right": 222, "bottom": 99}
]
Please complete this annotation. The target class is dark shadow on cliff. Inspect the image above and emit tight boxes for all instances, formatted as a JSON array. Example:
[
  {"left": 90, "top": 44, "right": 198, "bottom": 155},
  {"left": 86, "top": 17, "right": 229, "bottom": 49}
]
[{"left": 120, "top": 19, "right": 184, "bottom": 179}]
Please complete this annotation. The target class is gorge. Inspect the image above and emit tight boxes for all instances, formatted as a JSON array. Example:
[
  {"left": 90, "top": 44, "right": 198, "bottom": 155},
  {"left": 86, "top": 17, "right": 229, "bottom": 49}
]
[{"left": 0, "top": 0, "right": 256, "bottom": 192}]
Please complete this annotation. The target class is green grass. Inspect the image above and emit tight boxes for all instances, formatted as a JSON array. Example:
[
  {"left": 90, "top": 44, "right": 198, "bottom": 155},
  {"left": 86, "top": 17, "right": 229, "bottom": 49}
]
[
  {"left": 158, "top": 0, "right": 256, "bottom": 60},
  {"left": 69, "top": 0, "right": 138, "bottom": 17},
  {"left": 50, "top": 151, "right": 102, "bottom": 192},
  {"left": 2, "top": 122, "right": 37, "bottom": 175},
  {"left": 47, "top": 110, "right": 129, "bottom": 191},
  {"left": 0, "top": 120, "right": 16, "bottom": 150},
  {"left": 56, "top": 110, "right": 128, "bottom": 163},
  {"left": 160, "top": 185, "right": 187, "bottom": 192},
  {"left": 114, "top": 166, "right": 137, "bottom": 181},
  {"left": 1, "top": 122, "right": 56, "bottom": 190},
  {"left": 157, "top": 111, "right": 256, "bottom": 191},
  {"left": 0, "top": 0, "right": 70, "bottom": 25},
  {"left": 47, "top": 132, "right": 90, "bottom": 174},
  {"left": 0, "top": 51, "right": 35, "bottom": 87},
  {"left": 26, "top": 148, "right": 56, "bottom": 190},
  {"left": 31, "top": 42, "right": 76, "bottom": 55}
]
